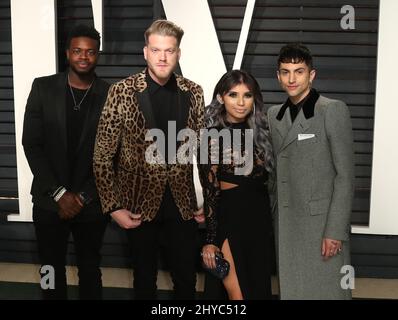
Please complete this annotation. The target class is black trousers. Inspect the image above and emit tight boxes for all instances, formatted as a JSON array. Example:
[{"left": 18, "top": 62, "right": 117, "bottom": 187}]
[
  {"left": 126, "top": 185, "right": 198, "bottom": 300},
  {"left": 33, "top": 206, "right": 108, "bottom": 300}
]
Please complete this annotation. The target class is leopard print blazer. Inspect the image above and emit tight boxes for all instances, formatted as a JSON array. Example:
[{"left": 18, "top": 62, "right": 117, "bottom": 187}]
[{"left": 93, "top": 69, "right": 205, "bottom": 221}]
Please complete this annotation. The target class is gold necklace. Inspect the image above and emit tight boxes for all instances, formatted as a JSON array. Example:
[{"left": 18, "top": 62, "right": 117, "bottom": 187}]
[{"left": 68, "top": 74, "right": 95, "bottom": 111}]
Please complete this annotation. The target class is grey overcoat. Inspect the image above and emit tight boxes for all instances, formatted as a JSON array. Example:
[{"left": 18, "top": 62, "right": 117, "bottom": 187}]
[{"left": 267, "top": 89, "right": 354, "bottom": 300}]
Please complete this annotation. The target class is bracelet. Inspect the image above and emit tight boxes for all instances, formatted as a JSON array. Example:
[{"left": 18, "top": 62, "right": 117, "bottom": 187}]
[
  {"left": 50, "top": 186, "right": 63, "bottom": 198},
  {"left": 54, "top": 187, "right": 67, "bottom": 202}
]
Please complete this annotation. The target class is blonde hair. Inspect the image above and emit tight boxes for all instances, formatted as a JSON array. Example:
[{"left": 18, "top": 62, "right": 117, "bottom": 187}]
[{"left": 144, "top": 19, "right": 184, "bottom": 47}]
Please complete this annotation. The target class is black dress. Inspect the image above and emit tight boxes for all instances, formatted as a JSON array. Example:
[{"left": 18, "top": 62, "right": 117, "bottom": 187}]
[{"left": 200, "top": 121, "right": 274, "bottom": 300}]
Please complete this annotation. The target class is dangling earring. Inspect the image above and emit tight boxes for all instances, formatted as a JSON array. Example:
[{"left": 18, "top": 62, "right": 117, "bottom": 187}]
[{"left": 252, "top": 103, "right": 256, "bottom": 115}]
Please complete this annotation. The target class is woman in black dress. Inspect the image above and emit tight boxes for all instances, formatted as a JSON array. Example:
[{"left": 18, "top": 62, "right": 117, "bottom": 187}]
[{"left": 200, "top": 70, "right": 274, "bottom": 300}]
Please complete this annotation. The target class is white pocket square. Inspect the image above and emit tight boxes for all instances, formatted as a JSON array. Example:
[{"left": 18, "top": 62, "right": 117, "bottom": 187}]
[{"left": 298, "top": 133, "right": 315, "bottom": 141}]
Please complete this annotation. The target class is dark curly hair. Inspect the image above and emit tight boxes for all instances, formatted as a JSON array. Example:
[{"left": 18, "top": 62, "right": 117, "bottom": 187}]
[{"left": 66, "top": 24, "right": 101, "bottom": 50}]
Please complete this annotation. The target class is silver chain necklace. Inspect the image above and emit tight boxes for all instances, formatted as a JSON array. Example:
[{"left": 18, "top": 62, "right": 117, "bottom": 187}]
[{"left": 68, "top": 74, "right": 95, "bottom": 111}]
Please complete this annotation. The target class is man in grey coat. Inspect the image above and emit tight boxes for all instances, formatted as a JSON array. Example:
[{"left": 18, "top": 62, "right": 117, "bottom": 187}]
[{"left": 268, "top": 43, "right": 354, "bottom": 299}]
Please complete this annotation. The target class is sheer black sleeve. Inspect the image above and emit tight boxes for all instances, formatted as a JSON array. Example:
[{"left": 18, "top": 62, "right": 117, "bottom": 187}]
[{"left": 198, "top": 137, "right": 220, "bottom": 245}]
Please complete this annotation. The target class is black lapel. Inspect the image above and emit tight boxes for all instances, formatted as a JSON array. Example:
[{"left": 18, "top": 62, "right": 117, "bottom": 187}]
[
  {"left": 54, "top": 73, "right": 67, "bottom": 151},
  {"left": 136, "top": 89, "right": 157, "bottom": 129},
  {"left": 276, "top": 100, "right": 290, "bottom": 121},
  {"left": 274, "top": 89, "right": 319, "bottom": 153},
  {"left": 301, "top": 89, "right": 319, "bottom": 119},
  {"left": 176, "top": 89, "right": 190, "bottom": 133},
  {"left": 276, "top": 88, "right": 320, "bottom": 121}
]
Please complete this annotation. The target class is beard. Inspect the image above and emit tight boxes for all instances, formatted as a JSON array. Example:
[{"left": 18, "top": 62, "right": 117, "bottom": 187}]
[
  {"left": 151, "top": 67, "right": 172, "bottom": 80},
  {"left": 68, "top": 62, "right": 96, "bottom": 76}
]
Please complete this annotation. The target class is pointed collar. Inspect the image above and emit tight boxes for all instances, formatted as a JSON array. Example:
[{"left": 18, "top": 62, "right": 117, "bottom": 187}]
[
  {"left": 276, "top": 88, "right": 320, "bottom": 121},
  {"left": 136, "top": 68, "right": 187, "bottom": 93},
  {"left": 146, "top": 69, "right": 177, "bottom": 95}
]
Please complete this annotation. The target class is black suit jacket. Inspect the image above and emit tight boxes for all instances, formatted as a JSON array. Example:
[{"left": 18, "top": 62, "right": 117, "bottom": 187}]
[{"left": 22, "top": 72, "right": 110, "bottom": 222}]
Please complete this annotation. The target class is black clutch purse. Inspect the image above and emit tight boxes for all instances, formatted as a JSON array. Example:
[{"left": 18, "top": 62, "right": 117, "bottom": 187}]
[{"left": 202, "top": 252, "right": 230, "bottom": 280}]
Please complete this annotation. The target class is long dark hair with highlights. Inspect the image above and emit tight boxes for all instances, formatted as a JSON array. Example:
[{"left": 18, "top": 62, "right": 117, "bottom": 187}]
[{"left": 205, "top": 70, "right": 274, "bottom": 172}]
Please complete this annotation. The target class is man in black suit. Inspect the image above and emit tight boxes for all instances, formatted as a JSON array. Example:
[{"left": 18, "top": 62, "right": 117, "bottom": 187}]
[{"left": 22, "top": 25, "right": 110, "bottom": 300}]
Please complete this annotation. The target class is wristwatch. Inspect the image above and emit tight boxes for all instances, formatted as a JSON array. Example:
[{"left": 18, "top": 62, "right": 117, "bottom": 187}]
[{"left": 78, "top": 192, "right": 92, "bottom": 205}]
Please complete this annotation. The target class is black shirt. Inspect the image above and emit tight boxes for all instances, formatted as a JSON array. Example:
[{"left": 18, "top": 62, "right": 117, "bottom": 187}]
[
  {"left": 66, "top": 84, "right": 92, "bottom": 175},
  {"left": 146, "top": 72, "right": 179, "bottom": 162},
  {"left": 287, "top": 91, "right": 311, "bottom": 122}
]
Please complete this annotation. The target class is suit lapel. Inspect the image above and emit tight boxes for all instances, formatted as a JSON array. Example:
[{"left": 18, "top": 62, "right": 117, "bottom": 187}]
[
  {"left": 272, "top": 108, "right": 291, "bottom": 153},
  {"left": 133, "top": 70, "right": 191, "bottom": 133},
  {"left": 54, "top": 73, "right": 67, "bottom": 151},
  {"left": 275, "top": 89, "right": 320, "bottom": 153},
  {"left": 275, "top": 109, "right": 291, "bottom": 138},
  {"left": 176, "top": 89, "right": 190, "bottom": 134},
  {"left": 136, "top": 89, "right": 157, "bottom": 129},
  {"left": 279, "top": 110, "right": 311, "bottom": 152}
]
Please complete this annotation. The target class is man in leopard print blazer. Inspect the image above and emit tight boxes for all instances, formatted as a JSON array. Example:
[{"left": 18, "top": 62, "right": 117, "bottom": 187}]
[{"left": 93, "top": 20, "right": 205, "bottom": 299}]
